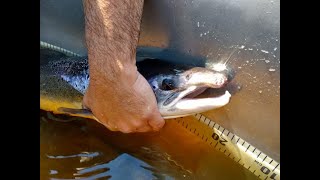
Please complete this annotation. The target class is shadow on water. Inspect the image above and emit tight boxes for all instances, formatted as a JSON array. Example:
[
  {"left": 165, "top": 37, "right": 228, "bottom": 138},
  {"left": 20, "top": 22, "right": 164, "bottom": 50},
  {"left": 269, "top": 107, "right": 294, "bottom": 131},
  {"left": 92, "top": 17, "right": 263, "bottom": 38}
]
[{"left": 40, "top": 110, "right": 259, "bottom": 180}]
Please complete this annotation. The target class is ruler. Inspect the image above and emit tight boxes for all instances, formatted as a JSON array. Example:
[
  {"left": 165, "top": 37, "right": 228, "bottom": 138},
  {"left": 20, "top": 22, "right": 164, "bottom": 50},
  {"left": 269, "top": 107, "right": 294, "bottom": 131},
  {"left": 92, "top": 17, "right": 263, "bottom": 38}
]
[
  {"left": 40, "top": 41, "right": 81, "bottom": 57},
  {"left": 172, "top": 114, "right": 280, "bottom": 180}
]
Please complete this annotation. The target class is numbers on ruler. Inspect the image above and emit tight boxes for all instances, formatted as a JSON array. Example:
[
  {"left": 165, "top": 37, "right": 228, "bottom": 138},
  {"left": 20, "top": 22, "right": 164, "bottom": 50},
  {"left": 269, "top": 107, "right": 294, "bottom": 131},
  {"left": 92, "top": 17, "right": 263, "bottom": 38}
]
[
  {"left": 254, "top": 160, "right": 278, "bottom": 179},
  {"left": 194, "top": 115, "right": 280, "bottom": 180},
  {"left": 211, "top": 132, "right": 227, "bottom": 146}
]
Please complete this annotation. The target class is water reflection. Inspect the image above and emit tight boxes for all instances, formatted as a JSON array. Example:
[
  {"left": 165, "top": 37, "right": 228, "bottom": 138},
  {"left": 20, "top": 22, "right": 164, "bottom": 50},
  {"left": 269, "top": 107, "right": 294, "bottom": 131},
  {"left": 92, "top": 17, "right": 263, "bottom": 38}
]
[
  {"left": 40, "top": 110, "right": 259, "bottom": 180},
  {"left": 40, "top": 111, "right": 191, "bottom": 179}
]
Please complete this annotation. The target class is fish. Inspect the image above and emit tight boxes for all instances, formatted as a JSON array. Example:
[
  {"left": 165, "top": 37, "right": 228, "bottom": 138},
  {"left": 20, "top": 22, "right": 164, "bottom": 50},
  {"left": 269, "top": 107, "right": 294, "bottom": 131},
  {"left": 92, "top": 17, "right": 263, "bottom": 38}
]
[{"left": 40, "top": 47, "right": 235, "bottom": 120}]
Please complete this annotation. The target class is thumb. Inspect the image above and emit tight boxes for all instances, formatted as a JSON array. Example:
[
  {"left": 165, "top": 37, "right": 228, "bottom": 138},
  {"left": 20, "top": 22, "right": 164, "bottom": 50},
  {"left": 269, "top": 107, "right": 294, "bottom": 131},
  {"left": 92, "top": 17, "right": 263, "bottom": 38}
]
[
  {"left": 148, "top": 110, "right": 165, "bottom": 131},
  {"left": 82, "top": 89, "right": 90, "bottom": 107}
]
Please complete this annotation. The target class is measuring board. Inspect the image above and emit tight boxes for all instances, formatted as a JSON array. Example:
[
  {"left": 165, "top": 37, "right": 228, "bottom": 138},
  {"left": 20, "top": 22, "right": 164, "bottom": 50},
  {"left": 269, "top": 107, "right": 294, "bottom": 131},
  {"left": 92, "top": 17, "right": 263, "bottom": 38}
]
[{"left": 172, "top": 114, "right": 280, "bottom": 180}]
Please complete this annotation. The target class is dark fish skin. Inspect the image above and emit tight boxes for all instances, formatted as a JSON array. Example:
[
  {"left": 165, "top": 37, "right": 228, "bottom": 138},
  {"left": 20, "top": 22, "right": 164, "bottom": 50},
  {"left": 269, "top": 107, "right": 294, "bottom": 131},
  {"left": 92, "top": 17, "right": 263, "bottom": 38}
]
[
  {"left": 43, "top": 48, "right": 231, "bottom": 95},
  {"left": 40, "top": 48, "right": 191, "bottom": 118},
  {"left": 40, "top": 48, "right": 235, "bottom": 119}
]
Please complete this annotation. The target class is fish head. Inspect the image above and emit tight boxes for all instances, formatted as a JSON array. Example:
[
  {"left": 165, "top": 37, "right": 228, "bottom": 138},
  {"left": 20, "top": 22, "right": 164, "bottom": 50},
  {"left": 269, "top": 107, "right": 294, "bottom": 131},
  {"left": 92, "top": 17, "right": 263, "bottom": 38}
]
[{"left": 148, "top": 67, "right": 235, "bottom": 119}]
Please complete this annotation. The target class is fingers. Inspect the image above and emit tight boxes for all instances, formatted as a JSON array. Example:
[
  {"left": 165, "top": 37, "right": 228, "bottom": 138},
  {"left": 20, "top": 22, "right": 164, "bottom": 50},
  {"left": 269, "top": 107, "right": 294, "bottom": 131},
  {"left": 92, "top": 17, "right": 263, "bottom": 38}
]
[
  {"left": 92, "top": 118, "right": 118, "bottom": 132},
  {"left": 147, "top": 110, "right": 165, "bottom": 131},
  {"left": 95, "top": 105, "right": 164, "bottom": 134},
  {"left": 135, "top": 125, "right": 153, "bottom": 132},
  {"left": 82, "top": 73, "right": 166, "bottom": 134},
  {"left": 111, "top": 120, "right": 154, "bottom": 133},
  {"left": 93, "top": 116, "right": 164, "bottom": 133},
  {"left": 82, "top": 92, "right": 91, "bottom": 109},
  {"left": 98, "top": 111, "right": 164, "bottom": 133},
  {"left": 87, "top": 110, "right": 156, "bottom": 133},
  {"left": 102, "top": 122, "right": 119, "bottom": 132}
]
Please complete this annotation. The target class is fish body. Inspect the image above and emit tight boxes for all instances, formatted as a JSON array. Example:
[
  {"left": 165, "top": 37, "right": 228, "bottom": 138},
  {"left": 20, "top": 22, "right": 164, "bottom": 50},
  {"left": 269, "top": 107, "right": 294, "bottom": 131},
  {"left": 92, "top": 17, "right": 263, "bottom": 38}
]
[{"left": 40, "top": 48, "right": 234, "bottom": 119}]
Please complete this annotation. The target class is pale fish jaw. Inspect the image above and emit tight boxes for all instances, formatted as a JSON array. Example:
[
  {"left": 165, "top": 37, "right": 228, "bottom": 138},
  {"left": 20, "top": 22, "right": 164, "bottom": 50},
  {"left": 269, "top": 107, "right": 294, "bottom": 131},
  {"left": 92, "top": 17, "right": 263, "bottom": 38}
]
[
  {"left": 160, "top": 91, "right": 231, "bottom": 119},
  {"left": 163, "top": 86, "right": 199, "bottom": 107}
]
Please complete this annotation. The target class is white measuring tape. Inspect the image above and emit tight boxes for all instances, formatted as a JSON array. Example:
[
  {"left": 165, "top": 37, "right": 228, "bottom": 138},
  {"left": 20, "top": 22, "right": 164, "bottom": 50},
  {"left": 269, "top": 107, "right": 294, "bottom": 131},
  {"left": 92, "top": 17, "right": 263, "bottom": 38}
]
[
  {"left": 172, "top": 114, "right": 280, "bottom": 180},
  {"left": 40, "top": 41, "right": 81, "bottom": 57}
]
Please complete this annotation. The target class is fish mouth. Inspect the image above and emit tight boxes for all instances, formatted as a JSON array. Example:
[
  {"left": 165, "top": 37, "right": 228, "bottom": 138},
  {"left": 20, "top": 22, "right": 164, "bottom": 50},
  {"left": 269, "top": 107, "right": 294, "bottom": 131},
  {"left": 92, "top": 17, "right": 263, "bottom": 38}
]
[
  {"left": 154, "top": 67, "right": 234, "bottom": 119},
  {"left": 146, "top": 64, "right": 235, "bottom": 119},
  {"left": 177, "top": 87, "right": 231, "bottom": 110},
  {"left": 160, "top": 85, "right": 231, "bottom": 119}
]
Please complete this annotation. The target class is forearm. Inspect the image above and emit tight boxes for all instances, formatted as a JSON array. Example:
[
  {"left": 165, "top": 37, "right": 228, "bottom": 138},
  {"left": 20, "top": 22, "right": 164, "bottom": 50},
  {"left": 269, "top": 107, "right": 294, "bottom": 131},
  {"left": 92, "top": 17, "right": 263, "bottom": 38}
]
[{"left": 83, "top": 0, "right": 144, "bottom": 85}]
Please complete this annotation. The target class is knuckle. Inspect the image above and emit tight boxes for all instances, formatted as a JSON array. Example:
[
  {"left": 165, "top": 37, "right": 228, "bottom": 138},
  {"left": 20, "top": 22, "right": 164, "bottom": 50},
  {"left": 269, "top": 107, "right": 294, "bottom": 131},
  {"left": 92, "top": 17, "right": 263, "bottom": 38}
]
[
  {"left": 136, "top": 126, "right": 151, "bottom": 133},
  {"left": 121, "top": 129, "right": 132, "bottom": 134},
  {"left": 119, "top": 126, "right": 133, "bottom": 133},
  {"left": 132, "top": 119, "right": 145, "bottom": 128},
  {"left": 132, "top": 121, "right": 152, "bottom": 133},
  {"left": 151, "top": 119, "right": 165, "bottom": 131}
]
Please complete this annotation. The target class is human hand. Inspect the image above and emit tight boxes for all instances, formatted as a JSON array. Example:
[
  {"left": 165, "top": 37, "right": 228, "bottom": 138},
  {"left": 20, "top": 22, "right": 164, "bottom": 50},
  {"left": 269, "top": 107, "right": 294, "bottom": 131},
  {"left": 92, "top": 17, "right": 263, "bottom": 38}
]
[
  {"left": 82, "top": 0, "right": 162, "bottom": 133},
  {"left": 83, "top": 69, "right": 165, "bottom": 133}
]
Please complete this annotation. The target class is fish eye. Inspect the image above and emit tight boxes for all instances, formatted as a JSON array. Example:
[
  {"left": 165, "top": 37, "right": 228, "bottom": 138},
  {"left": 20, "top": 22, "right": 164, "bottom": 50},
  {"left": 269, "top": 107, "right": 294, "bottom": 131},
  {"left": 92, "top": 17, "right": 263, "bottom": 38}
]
[{"left": 161, "top": 79, "right": 175, "bottom": 90}]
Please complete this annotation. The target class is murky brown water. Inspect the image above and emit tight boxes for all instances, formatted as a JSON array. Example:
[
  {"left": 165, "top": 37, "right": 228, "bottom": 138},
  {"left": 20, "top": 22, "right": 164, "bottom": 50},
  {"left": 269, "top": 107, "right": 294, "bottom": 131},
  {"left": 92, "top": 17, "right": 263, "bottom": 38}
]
[{"left": 40, "top": 110, "right": 259, "bottom": 180}]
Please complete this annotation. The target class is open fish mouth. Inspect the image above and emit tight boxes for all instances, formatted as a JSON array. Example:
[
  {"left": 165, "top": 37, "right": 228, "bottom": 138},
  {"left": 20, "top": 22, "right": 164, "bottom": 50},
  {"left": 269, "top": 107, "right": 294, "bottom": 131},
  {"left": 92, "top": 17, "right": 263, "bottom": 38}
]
[
  {"left": 150, "top": 67, "right": 234, "bottom": 119},
  {"left": 159, "top": 85, "right": 232, "bottom": 119},
  {"left": 175, "top": 86, "right": 231, "bottom": 108}
]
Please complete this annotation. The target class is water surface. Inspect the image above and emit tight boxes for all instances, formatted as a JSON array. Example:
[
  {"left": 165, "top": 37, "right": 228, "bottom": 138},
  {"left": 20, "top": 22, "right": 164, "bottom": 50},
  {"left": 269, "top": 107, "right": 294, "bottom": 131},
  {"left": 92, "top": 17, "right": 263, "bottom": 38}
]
[{"left": 40, "top": 110, "right": 259, "bottom": 180}]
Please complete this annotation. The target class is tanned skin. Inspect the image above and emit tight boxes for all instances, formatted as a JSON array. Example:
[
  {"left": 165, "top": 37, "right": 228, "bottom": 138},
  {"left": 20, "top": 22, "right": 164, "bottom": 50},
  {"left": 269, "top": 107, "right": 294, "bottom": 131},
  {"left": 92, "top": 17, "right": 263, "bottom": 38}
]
[{"left": 83, "top": 0, "right": 165, "bottom": 133}]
